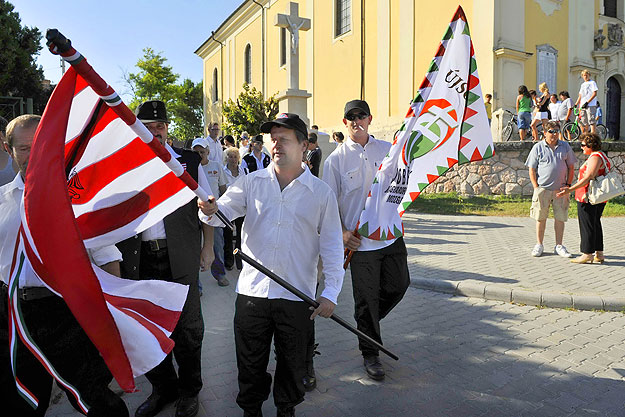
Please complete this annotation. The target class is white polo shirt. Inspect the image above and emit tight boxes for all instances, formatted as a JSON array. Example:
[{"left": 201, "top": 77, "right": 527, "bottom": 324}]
[
  {"left": 201, "top": 164, "right": 344, "bottom": 304},
  {"left": 322, "top": 135, "right": 395, "bottom": 252}
]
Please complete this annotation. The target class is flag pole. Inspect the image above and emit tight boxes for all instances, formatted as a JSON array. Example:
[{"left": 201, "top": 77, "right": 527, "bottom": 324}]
[
  {"left": 46, "top": 29, "right": 398, "bottom": 361},
  {"left": 234, "top": 249, "right": 399, "bottom": 361}
]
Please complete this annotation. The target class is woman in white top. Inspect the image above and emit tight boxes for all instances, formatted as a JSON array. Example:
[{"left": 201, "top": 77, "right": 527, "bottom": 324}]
[{"left": 223, "top": 147, "right": 245, "bottom": 270}]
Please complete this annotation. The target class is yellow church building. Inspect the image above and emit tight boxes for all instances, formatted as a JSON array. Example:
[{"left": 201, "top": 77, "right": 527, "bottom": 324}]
[{"left": 195, "top": 0, "right": 625, "bottom": 141}]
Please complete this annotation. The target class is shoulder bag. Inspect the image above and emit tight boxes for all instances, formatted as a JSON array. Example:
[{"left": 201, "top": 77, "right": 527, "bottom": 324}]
[{"left": 587, "top": 152, "right": 625, "bottom": 204}]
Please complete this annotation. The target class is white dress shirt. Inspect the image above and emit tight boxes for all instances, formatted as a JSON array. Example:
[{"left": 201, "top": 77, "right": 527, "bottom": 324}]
[
  {"left": 200, "top": 164, "right": 344, "bottom": 304},
  {"left": 0, "top": 174, "right": 122, "bottom": 287},
  {"left": 142, "top": 143, "right": 210, "bottom": 241},
  {"left": 206, "top": 136, "right": 224, "bottom": 164},
  {"left": 322, "top": 135, "right": 396, "bottom": 252}
]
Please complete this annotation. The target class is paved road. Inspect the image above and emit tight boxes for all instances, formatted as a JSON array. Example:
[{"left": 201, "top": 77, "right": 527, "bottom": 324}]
[
  {"left": 48, "top": 266, "right": 625, "bottom": 416},
  {"left": 405, "top": 213, "right": 625, "bottom": 310}
]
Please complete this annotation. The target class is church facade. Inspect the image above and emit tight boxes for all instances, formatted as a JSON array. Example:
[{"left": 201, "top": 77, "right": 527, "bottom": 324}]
[{"left": 196, "top": 0, "right": 625, "bottom": 140}]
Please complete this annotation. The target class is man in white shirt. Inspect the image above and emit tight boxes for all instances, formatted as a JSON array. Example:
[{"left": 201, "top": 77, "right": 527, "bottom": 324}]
[
  {"left": 0, "top": 115, "right": 128, "bottom": 416},
  {"left": 199, "top": 113, "right": 344, "bottom": 417},
  {"left": 206, "top": 122, "right": 224, "bottom": 164},
  {"left": 322, "top": 100, "right": 410, "bottom": 381},
  {"left": 576, "top": 70, "right": 599, "bottom": 134},
  {"left": 241, "top": 135, "right": 271, "bottom": 174},
  {"left": 192, "top": 137, "right": 229, "bottom": 287}
]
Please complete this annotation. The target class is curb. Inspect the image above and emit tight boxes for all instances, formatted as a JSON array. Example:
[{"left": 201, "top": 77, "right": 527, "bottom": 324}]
[{"left": 410, "top": 278, "right": 625, "bottom": 312}]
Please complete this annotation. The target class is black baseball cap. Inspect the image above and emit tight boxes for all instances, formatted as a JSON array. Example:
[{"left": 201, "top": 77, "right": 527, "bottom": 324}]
[
  {"left": 344, "top": 99, "right": 371, "bottom": 118},
  {"left": 252, "top": 134, "right": 264, "bottom": 143},
  {"left": 136, "top": 100, "right": 169, "bottom": 123},
  {"left": 260, "top": 113, "right": 308, "bottom": 139}
]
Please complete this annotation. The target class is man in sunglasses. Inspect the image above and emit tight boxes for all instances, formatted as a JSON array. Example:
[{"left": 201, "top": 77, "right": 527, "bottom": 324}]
[
  {"left": 322, "top": 100, "right": 410, "bottom": 381},
  {"left": 525, "top": 120, "right": 576, "bottom": 258}
]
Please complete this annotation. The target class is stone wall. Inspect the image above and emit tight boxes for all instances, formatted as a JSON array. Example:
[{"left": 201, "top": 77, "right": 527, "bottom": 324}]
[{"left": 425, "top": 141, "right": 625, "bottom": 196}]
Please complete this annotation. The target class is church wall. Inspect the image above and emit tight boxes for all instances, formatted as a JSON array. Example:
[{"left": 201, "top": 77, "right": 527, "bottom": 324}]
[
  {"left": 523, "top": 0, "right": 570, "bottom": 95},
  {"left": 232, "top": 17, "right": 263, "bottom": 97}
]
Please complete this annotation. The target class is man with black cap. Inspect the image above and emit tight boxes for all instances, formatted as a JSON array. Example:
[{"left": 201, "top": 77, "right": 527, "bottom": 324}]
[
  {"left": 198, "top": 113, "right": 344, "bottom": 417},
  {"left": 116, "top": 100, "right": 214, "bottom": 417},
  {"left": 241, "top": 134, "right": 271, "bottom": 174},
  {"left": 322, "top": 99, "right": 410, "bottom": 381}
]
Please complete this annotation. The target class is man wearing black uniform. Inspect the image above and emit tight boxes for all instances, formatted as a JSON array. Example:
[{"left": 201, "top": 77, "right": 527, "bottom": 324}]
[
  {"left": 305, "top": 132, "right": 322, "bottom": 177},
  {"left": 116, "top": 101, "right": 214, "bottom": 417},
  {"left": 241, "top": 135, "right": 270, "bottom": 173}
]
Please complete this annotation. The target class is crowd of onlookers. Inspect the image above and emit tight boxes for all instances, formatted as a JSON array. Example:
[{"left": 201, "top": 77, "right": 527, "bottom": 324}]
[{"left": 511, "top": 70, "right": 602, "bottom": 141}]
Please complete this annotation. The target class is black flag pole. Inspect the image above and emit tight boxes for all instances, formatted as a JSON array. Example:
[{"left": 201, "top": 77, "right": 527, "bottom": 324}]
[
  {"left": 233, "top": 249, "right": 399, "bottom": 361},
  {"left": 209, "top": 203, "right": 399, "bottom": 360}
]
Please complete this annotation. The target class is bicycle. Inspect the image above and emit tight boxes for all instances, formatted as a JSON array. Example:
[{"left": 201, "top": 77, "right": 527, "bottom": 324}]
[
  {"left": 561, "top": 108, "right": 608, "bottom": 141},
  {"left": 502, "top": 110, "right": 543, "bottom": 141}
]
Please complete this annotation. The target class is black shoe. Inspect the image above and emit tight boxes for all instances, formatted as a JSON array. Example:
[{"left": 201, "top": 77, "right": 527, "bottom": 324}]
[
  {"left": 302, "top": 373, "right": 316, "bottom": 392},
  {"left": 135, "top": 392, "right": 178, "bottom": 417},
  {"left": 276, "top": 406, "right": 295, "bottom": 417},
  {"left": 363, "top": 355, "right": 385, "bottom": 381},
  {"left": 175, "top": 396, "right": 199, "bottom": 417}
]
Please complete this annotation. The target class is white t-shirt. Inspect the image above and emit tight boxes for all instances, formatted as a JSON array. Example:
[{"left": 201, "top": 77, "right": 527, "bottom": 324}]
[
  {"left": 201, "top": 160, "right": 227, "bottom": 196},
  {"left": 579, "top": 80, "right": 598, "bottom": 107},
  {"left": 548, "top": 102, "right": 560, "bottom": 120},
  {"left": 557, "top": 98, "right": 574, "bottom": 121}
]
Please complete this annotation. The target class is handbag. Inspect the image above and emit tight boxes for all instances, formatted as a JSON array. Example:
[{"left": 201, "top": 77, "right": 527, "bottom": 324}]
[{"left": 587, "top": 152, "right": 625, "bottom": 204}]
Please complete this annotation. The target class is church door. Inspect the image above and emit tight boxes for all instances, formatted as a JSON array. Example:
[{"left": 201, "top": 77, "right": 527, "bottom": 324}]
[{"left": 606, "top": 76, "right": 621, "bottom": 139}]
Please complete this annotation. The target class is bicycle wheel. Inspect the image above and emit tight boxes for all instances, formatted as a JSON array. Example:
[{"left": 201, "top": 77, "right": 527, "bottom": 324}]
[
  {"left": 561, "top": 122, "right": 580, "bottom": 141},
  {"left": 502, "top": 124, "right": 513, "bottom": 141},
  {"left": 596, "top": 124, "right": 608, "bottom": 140}
]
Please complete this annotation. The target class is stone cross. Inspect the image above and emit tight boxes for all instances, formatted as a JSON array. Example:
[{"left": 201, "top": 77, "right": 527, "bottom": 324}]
[{"left": 275, "top": 2, "right": 311, "bottom": 91}]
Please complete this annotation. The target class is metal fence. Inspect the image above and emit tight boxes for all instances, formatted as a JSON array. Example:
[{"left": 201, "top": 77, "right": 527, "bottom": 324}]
[{"left": 0, "top": 96, "right": 33, "bottom": 122}]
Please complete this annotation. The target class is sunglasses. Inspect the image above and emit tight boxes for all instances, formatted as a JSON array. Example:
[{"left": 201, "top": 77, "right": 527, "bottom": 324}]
[
  {"left": 547, "top": 129, "right": 559, "bottom": 134},
  {"left": 345, "top": 113, "right": 369, "bottom": 121},
  {"left": 580, "top": 143, "right": 588, "bottom": 147}
]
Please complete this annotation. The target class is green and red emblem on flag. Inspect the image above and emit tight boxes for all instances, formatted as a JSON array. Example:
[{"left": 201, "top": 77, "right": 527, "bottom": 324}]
[{"left": 357, "top": 5, "right": 493, "bottom": 241}]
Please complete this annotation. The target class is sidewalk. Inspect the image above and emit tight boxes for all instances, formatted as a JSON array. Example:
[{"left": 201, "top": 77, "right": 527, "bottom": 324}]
[{"left": 404, "top": 212, "right": 625, "bottom": 311}]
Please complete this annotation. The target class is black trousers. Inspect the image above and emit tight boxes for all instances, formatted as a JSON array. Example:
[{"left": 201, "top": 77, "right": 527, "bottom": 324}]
[
  {"left": 139, "top": 245, "right": 204, "bottom": 397},
  {"left": 350, "top": 237, "right": 410, "bottom": 357},
  {"left": 234, "top": 294, "right": 311, "bottom": 412},
  {"left": 577, "top": 201, "right": 606, "bottom": 254},
  {"left": 0, "top": 289, "right": 128, "bottom": 417},
  {"left": 224, "top": 217, "right": 244, "bottom": 269}
]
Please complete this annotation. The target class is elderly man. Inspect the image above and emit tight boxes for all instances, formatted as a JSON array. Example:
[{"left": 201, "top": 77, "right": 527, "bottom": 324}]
[
  {"left": 525, "top": 120, "right": 576, "bottom": 258},
  {"left": 0, "top": 115, "right": 128, "bottom": 416},
  {"left": 199, "top": 113, "right": 344, "bottom": 417},
  {"left": 323, "top": 100, "right": 410, "bottom": 381},
  {"left": 116, "top": 101, "right": 214, "bottom": 417}
]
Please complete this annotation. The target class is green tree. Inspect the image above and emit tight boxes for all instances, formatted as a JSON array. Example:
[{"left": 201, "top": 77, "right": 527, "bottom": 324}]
[
  {"left": 125, "top": 48, "right": 203, "bottom": 141},
  {"left": 222, "top": 84, "right": 279, "bottom": 136},
  {"left": 0, "top": 0, "right": 49, "bottom": 114}
]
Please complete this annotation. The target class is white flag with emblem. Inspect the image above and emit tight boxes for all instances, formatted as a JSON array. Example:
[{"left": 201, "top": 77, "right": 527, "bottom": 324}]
[{"left": 356, "top": 6, "right": 493, "bottom": 240}]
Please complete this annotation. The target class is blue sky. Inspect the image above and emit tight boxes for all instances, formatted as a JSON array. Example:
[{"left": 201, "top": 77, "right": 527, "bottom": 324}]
[{"left": 14, "top": 0, "right": 237, "bottom": 97}]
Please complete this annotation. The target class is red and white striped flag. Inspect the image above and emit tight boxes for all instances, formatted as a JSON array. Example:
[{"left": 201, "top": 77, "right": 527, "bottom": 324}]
[{"left": 7, "top": 62, "right": 197, "bottom": 409}]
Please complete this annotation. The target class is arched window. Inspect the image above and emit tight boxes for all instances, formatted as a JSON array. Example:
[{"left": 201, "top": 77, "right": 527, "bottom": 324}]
[
  {"left": 244, "top": 44, "right": 252, "bottom": 84},
  {"left": 212, "top": 68, "right": 219, "bottom": 103}
]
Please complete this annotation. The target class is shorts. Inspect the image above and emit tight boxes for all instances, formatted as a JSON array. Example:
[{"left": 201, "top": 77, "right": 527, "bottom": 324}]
[
  {"left": 530, "top": 187, "right": 570, "bottom": 222},
  {"left": 533, "top": 111, "right": 548, "bottom": 121},
  {"left": 580, "top": 106, "right": 597, "bottom": 126},
  {"left": 517, "top": 112, "right": 531, "bottom": 130}
]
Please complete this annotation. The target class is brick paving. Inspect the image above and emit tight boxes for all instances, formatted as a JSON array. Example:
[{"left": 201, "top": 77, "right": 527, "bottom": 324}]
[{"left": 46, "top": 213, "right": 625, "bottom": 416}]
